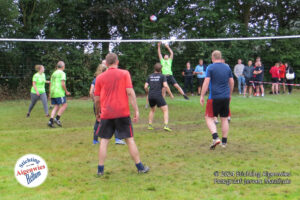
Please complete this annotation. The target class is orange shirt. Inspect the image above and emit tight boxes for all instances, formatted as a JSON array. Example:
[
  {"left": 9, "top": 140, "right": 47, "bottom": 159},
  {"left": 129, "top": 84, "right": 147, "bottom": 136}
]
[
  {"left": 94, "top": 67, "right": 133, "bottom": 119},
  {"left": 279, "top": 64, "right": 286, "bottom": 78}
]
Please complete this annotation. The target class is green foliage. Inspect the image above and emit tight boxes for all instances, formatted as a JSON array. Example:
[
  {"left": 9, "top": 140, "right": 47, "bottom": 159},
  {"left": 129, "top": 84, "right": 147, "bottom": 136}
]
[{"left": 0, "top": 0, "right": 299, "bottom": 97}]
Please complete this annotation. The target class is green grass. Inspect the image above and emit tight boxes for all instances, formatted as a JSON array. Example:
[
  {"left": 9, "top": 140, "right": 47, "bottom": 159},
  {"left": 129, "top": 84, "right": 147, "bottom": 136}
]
[{"left": 0, "top": 92, "right": 300, "bottom": 200}]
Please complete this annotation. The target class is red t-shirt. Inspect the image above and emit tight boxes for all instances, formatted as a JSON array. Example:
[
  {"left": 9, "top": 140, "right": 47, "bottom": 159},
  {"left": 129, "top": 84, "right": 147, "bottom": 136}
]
[
  {"left": 269, "top": 66, "right": 280, "bottom": 78},
  {"left": 279, "top": 64, "right": 286, "bottom": 78},
  {"left": 94, "top": 67, "right": 133, "bottom": 119}
]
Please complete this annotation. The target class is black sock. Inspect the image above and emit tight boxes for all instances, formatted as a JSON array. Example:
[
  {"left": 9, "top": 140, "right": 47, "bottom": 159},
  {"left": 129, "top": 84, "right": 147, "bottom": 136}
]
[
  {"left": 222, "top": 137, "right": 227, "bottom": 144},
  {"left": 135, "top": 162, "right": 145, "bottom": 170},
  {"left": 56, "top": 115, "right": 60, "bottom": 120},
  {"left": 98, "top": 165, "right": 104, "bottom": 173},
  {"left": 212, "top": 133, "right": 218, "bottom": 139},
  {"left": 50, "top": 118, "right": 53, "bottom": 123}
]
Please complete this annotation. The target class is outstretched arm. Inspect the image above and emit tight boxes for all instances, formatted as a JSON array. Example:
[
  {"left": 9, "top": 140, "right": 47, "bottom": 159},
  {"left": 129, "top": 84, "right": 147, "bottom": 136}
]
[
  {"left": 165, "top": 44, "right": 173, "bottom": 60},
  {"left": 158, "top": 42, "right": 163, "bottom": 60}
]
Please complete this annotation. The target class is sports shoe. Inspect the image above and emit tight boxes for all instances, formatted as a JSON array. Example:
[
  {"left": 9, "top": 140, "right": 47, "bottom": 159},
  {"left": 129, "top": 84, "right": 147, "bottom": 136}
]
[
  {"left": 115, "top": 138, "right": 126, "bottom": 145},
  {"left": 26, "top": 113, "right": 30, "bottom": 118},
  {"left": 138, "top": 166, "right": 150, "bottom": 174},
  {"left": 228, "top": 117, "right": 231, "bottom": 123},
  {"left": 54, "top": 118, "right": 62, "bottom": 127},
  {"left": 145, "top": 104, "right": 149, "bottom": 109},
  {"left": 97, "top": 172, "right": 104, "bottom": 177},
  {"left": 261, "top": 93, "right": 264, "bottom": 97},
  {"left": 147, "top": 124, "right": 154, "bottom": 130},
  {"left": 163, "top": 125, "right": 172, "bottom": 132},
  {"left": 47, "top": 121, "right": 55, "bottom": 128},
  {"left": 183, "top": 94, "right": 189, "bottom": 100},
  {"left": 93, "top": 140, "right": 99, "bottom": 144},
  {"left": 210, "top": 138, "right": 221, "bottom": 150},
  {"left": 214, "top": 120, "right": 219, "bottom": 124},
  {"left": 221, "top": 143, "right": 227, "bottom": 148}
]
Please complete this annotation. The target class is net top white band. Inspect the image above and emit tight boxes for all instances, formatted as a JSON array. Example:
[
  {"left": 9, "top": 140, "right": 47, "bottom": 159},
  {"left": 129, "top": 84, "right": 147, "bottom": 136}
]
[{"left": 0, "top": 35, "right": 299, "bottom": 43}]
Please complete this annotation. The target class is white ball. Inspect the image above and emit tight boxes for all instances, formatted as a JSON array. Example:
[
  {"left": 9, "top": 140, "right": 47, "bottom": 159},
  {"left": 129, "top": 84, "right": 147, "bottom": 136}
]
[{"left": 150, "top": 15, "right": 157, "bottom": 22}]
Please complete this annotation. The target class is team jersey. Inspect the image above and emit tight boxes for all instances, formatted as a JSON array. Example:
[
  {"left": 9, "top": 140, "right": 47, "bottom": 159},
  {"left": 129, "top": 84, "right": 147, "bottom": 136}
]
[
  {"left": 31, "top": 73, "right": 46, "bottom": 94},
  {"left": 269, "top": 66, "right": 280, "bottom": 78},
  {"left": 94, "top": 68, "right": 133, "bottom": 119},
  {"left": 146, "top": 73, "right": 166, "bottom": 98},
  {"left": 253, "top": 65, "right": 264, "bottom": 80},
  {"left": 160, "top": 59, "right": 173, "bottom": 75},
  {"left": 50, "top": 70, "right": 66, "bottom": 98},
  {"left": 206, "top": 62, "right": 233, "bottom": 99},
  {"left": 279, "top": 64, "right": 286, "bottom": 78}
]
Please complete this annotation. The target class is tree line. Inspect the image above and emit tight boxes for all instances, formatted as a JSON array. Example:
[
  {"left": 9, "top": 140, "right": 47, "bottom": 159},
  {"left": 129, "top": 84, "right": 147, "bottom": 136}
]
[{"left": 0, "top": 0, "right": 299, "bottom": 98}]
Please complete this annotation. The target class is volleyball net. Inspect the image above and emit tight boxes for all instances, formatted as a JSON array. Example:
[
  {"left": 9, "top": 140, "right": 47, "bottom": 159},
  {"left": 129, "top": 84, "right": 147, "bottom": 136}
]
[{"left": 0, "top": 35, "right": 300, "bottom": 97}]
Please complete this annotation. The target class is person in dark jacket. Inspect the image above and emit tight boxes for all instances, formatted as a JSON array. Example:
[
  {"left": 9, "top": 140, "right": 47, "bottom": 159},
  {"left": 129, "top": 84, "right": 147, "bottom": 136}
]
[
  {"left": 242, "top": 60, "right": 254, "bottom": 97},
  {"left": 182, "top": 61, "right": 194, "bottom": 96}
]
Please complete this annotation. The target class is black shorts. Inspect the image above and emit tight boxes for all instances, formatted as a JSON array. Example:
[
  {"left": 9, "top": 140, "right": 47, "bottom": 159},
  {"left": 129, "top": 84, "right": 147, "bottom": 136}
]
[
  {"left": 280, "top": 78, "right": 286, "bottom": 83},
  {"left": 271, "top": 78, "right": 279, "bottom": 83},
  {"left": 254, "top": 78, "right": 263, "bottom": 86},
  {"left": 99, "top": 117, "right": 133, "bottom": 139},
  {"left": 197, "top": 78, "right": 205, "bottom": 87},
  {"left": 148, "top": 96, "right": 167, "bottom": 108},
  {"left": 212, "top": 98, "right": 230, "bottom": 117},
  {"left": 245, "top": 78, "right": 252, "bottom": 86},
  {"left": 166, "top": 75, "right": 177, "bottom": 85}
]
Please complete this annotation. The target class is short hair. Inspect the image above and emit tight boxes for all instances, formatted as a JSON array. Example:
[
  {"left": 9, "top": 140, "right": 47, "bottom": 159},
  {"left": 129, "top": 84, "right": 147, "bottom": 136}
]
[
  {"left": 35, "top": 65, "right": 43, "bottom": 71},
  {"left": 212, "top": 50, "right": 222, "bottom": 60},
  {"left": 94, "top": 64, "right": 107, "bottom": 76},
  {"left": 154, "top": 63, "right": 162, "bottom": 72},
  {"left": 57, "top": 61, "right": 65, "bottom": 68},
  {"left": 105, "top": 53, "right": 118, "bottom": 66}
]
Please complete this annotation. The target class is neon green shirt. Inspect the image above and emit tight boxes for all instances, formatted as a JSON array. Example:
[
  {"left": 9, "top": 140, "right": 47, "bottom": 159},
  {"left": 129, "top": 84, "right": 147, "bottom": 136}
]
[
  {"left": 31, "top": 73, "right": 46, "bottom": 94},
  {"left": 160, "top": 59, "right": 173, "bottom": 75},
  {"left": 50, "top": 70, "right": 66, "bottom": 98}
]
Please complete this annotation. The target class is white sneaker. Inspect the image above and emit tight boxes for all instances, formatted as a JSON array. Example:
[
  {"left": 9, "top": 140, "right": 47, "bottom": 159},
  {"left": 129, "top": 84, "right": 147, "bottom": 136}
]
[
  {"left": 261, "top": 93, "right": 264, "bottom": 97},
  {"left": 221, "top": 143, "right": 227, "bottom": 148},
  {"left": 210, "top": 138, "right": 221, "bottom": 150}
]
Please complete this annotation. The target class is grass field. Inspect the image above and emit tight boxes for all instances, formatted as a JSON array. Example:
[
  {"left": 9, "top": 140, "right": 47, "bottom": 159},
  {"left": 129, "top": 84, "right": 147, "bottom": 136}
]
[{"left": 0, "top": 92, "right": 300, "bottom": 200}]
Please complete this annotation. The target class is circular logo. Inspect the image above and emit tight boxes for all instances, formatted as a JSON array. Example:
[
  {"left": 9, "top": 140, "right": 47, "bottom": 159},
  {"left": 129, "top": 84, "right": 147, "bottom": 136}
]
[{"left": 14, "top": 154, "right": 48, "bottom": 188}]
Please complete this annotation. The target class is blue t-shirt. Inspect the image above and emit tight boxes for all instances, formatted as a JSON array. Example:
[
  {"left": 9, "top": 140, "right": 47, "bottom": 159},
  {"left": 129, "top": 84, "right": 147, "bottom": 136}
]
[
  {"left": 92, "top": 78, "right": 96, "bottom": 86},
  {"left": 206, "top": 63, "right": 233, "bottom": 99},
  {"left": 194, "top": 65, "right": 206, "bottom": 78}
]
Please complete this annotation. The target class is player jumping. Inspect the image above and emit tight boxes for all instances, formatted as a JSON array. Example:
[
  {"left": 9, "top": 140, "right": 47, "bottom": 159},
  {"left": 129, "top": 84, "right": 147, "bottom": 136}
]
[{"left": 158, "top": 42, "right": 189, "bottom": 100}]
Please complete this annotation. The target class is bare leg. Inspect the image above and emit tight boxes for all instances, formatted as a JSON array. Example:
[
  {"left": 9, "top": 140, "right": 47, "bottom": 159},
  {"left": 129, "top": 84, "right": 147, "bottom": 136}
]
[
  {"left": 249, "top": 86, "right": 252, "bottom": 96},
  {"left": 275, "top": 83, "right": 279, "bottom": 94},
  {"left": 57, "top": 103, "right": 68, "bottom": 116},
  {"left": 148, "top": 106, "right": 156, "bottom": 124},
  {"left": 220, "top": 117, "right": 229, "bottom": 138},
  {"left": 125, "top": 137, "right": 141, "bottom": 164},
  {"left": 272, "top": 83, "right": 275, "bottom": 94},
  {"left": 205, "top": 116, "right": 217, "bottom": 134},
  {"left": 244, "top": 86, "right": 247, "bottom": 96},
  {"left": 198, "top": 86, "right": 201, "bottom": 95},
  {"left": 98, "top": 139, "right": 110, "bottom": 165},
  {"left": 51, "top": 105, "right": 59, "bottom": 118},
  {"left": 174, "top": 83, "right": 185, "bottom": 95},
  {"left": 283, "top": 82, "right": 286, "bottom": 93},
  {"left": 260, "top": 85, "right": 264, "bottom": 95},
  {"left": 160, "top": 105, "right": 169, "bottom": 124}
]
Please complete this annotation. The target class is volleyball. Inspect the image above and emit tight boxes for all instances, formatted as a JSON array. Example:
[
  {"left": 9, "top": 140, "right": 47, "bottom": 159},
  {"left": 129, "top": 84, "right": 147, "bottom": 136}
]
[{"left": 150, "top": 15, "right": 157, "bottom": 22}]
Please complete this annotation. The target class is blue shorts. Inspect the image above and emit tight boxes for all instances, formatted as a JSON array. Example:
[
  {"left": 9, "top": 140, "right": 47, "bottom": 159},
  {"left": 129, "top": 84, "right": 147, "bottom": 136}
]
[{"left": 51, "top": 97, "right": 67, "bottom": 105}]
